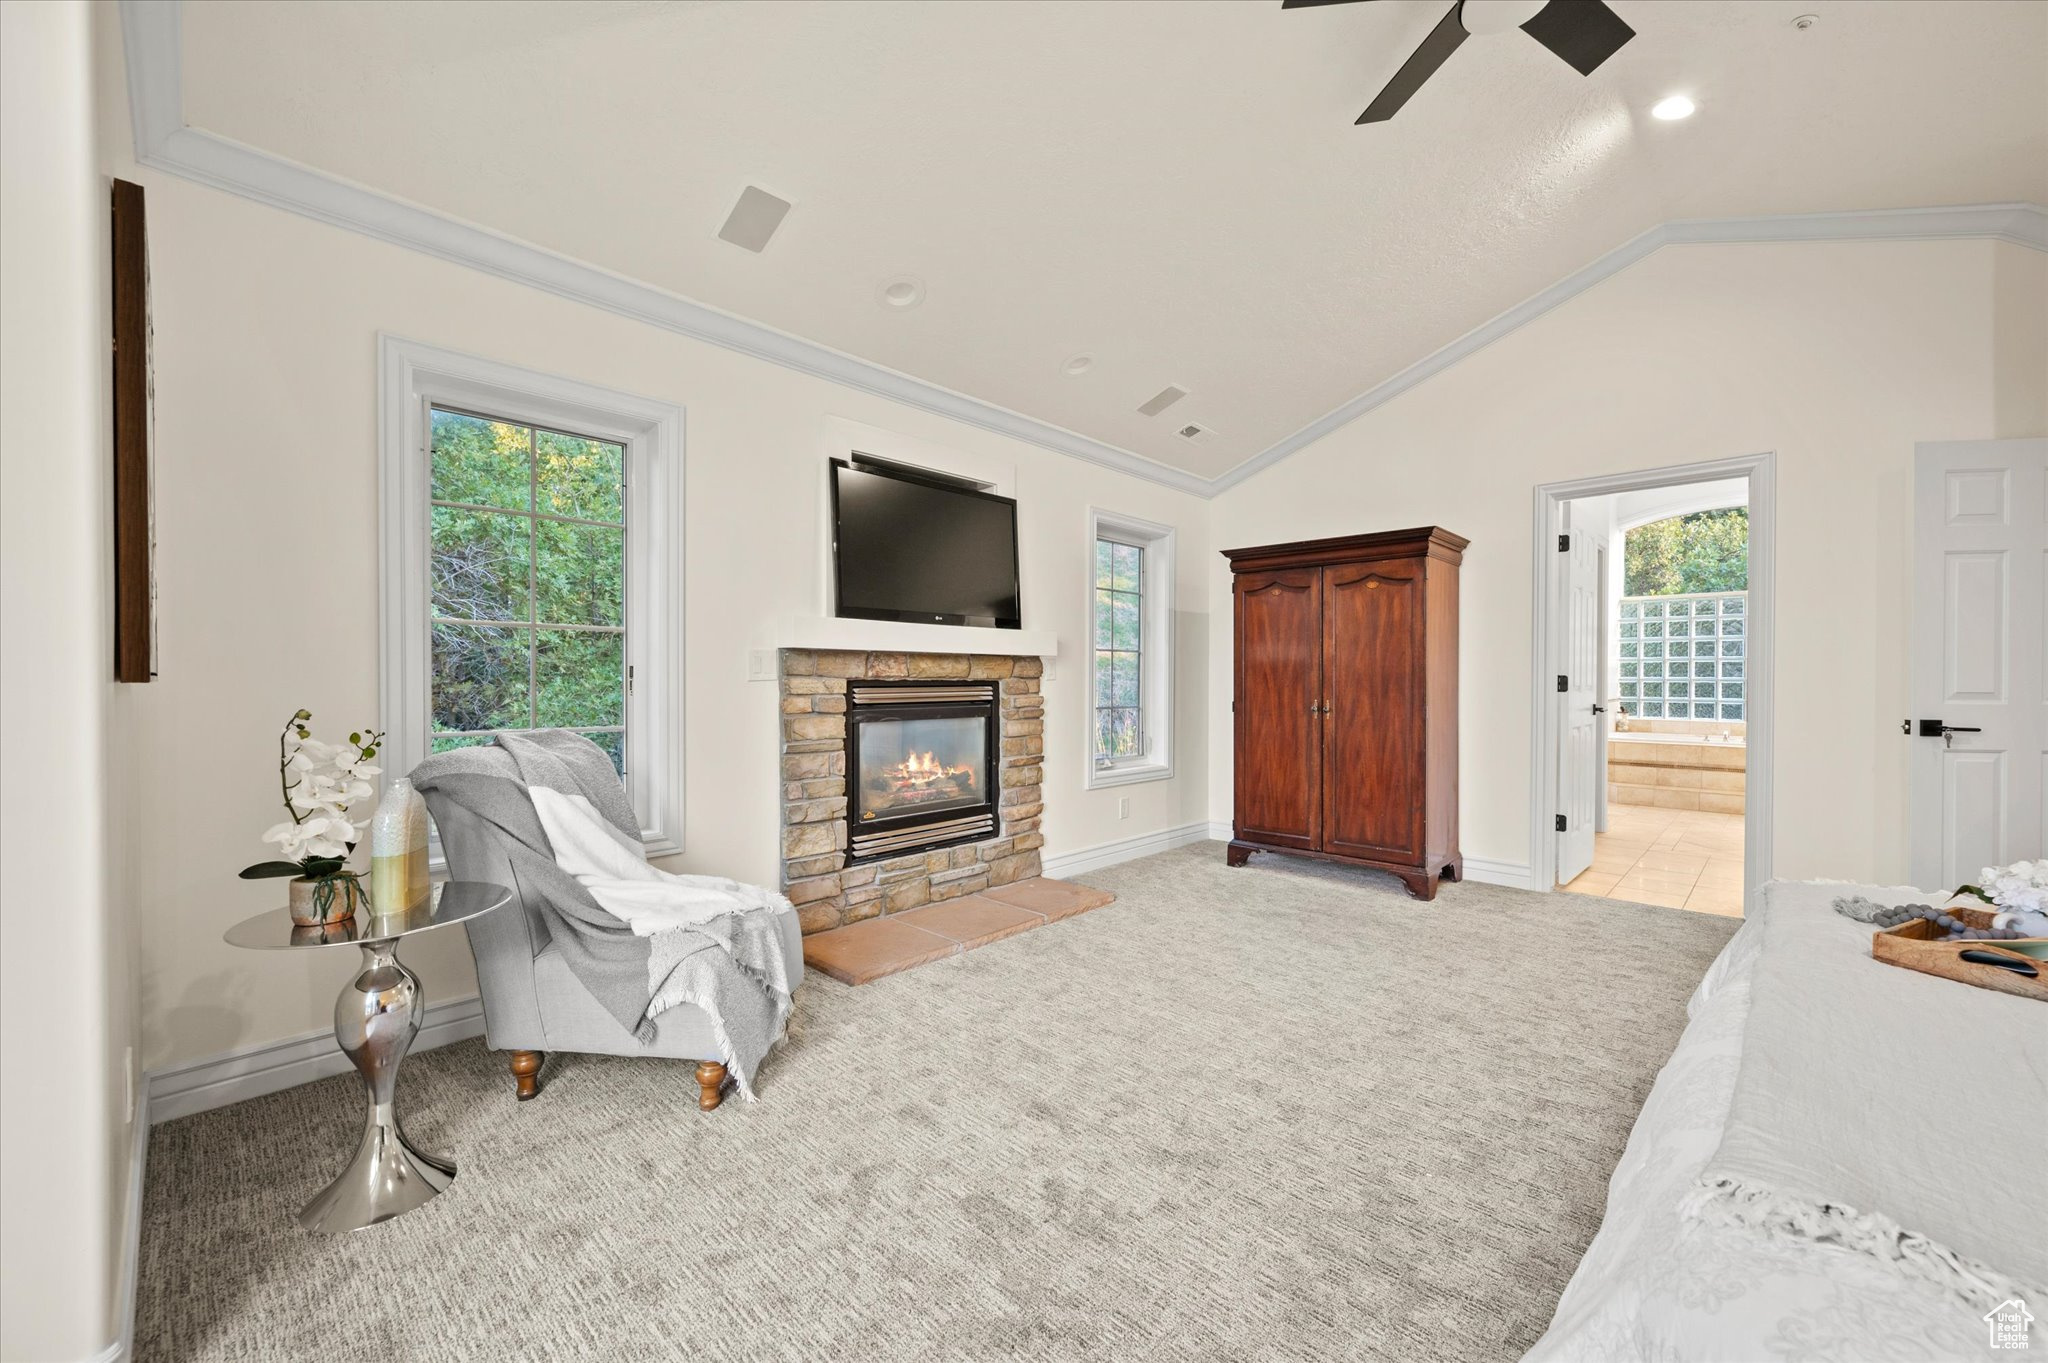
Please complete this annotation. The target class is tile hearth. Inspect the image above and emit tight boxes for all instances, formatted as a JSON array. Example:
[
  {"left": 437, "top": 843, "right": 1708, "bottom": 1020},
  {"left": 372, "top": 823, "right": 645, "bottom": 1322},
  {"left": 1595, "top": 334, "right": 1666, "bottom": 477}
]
[
  {"left": 802, "top": 877, "right": 1118, "bottom": 984},
  {"left": 780, "top": 648, "right": 1046, "bottom": 933}
]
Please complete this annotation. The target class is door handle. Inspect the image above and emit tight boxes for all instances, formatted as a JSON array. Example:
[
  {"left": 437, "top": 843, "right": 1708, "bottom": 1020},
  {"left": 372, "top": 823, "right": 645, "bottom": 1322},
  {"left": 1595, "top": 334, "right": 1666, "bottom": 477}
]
[
  {"left": 1591, "top": 703, "right": 1607, "bottom": 715},
  {"left": 1915, "top": 719, "right": 1982, "bottom": 749}
]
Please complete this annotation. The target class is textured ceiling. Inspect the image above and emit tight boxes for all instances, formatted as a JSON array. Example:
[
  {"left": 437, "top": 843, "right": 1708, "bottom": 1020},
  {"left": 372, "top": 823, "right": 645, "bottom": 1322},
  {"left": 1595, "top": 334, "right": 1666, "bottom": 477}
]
[{"left": 178, "top": 0, "right": 2048, "bottom": 479}]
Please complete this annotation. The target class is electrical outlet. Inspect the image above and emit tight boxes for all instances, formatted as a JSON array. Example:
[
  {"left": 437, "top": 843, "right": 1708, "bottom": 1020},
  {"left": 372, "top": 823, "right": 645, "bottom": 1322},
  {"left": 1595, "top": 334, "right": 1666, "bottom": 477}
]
[
  {"left": 1118, "top": 797, "right": 1131, "bottom": 820},
  {"left": 747, "top": 649, "right": 776, "bottom": 682}
]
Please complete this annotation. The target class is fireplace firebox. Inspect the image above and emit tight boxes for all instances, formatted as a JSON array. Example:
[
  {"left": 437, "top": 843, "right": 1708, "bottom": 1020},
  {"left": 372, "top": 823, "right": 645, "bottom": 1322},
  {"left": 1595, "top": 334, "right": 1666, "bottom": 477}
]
[{"left": 845, "top": 680, "right": 999, "bottom": 863}]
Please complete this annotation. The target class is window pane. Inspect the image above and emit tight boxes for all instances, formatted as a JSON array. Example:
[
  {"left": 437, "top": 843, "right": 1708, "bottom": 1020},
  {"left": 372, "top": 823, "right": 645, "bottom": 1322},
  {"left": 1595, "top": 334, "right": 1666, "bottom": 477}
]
[
  {"left": 1640, "top": 700, "right": 1665, "bottom": 718},
  {"left": 1620, "top": 660, "right": 1638, "bottom": 679},
  {"left": 1693, "top": 702, "right": 1716, "bottom": 719},
  {"left": 1642, "top": 620, "right": 1663, "bottom": 639},
  {"left": 431, "top": 410, "right": 531, "bottom": 511},
  {"left": 1618, "top": 681, "right": 1638, "bottom": 699},
  {"left": 1110, "top": 654, "right": 1140, "bottom": 708},
  {"left": 1111, "top": 708, "right": 1140, "bottom": 757},
  {"left": 1643, "top": 641, "right": 1664, "bottom": 660},
  {"left": 1094, "top": 708, "right": 1115, "bottom": 757},
  {"left": 1694, "top": 618, "right": 1716, "bottom": 637},
  {"left": 1696, "top": 682, "right": 1716, "bottom": 700},
  {"left": 1110, "top": 543, "right": 1142, "bottom": 592},
  {"left": 1722, "top": 661, "right": 1744, "bottom": 679},
  {"left": 1095, "top": 540, "right": 1114, "bottom": 590},
  {"left": 1722, "top": 616, "right": 1745, "bottom": 638},
  {"left": 1721, "top": 703, "right": 1743, "bottom": 719},
  {"left": 535, "top": 431, "right": 623, "bottom": 523},
  {"left": 1668, "top": 681, "right": 1689, "bottom": 700},
  {"left": 1620, "top": 601, "right": 1639, "bottom": 620},
  {"left": 430, "top": 733, "right": 494, "bottom": 754},
  {"left": 1643, "top": 681, "right": 1663, "bottom": 698},
  {"left": 1669, "top": 640, "right": 1690, "bottom": 659},
  {"left": 432, "top": 622, "right": 529, "bottom": 732},
  {"left": 535, "top": 520, "right": 624, "bottom": 627},
  {"left": 431, "top": 506, "right": 531, "bottom": 622},
  {"left": 1694, "top": 660, "right": 1715, "bottom": 678},
  {"left": 1093, "top": 649, "right": 1116, "bottom": 710},
  {"left": 1722, "top": 596, "right": 1745, "bottom": 617},
  {"left": 1619, "top": 622, "right": 1638, "bottom": 640},
  {"left": 1667, "top": 600, "right": 1691, "bottom": 619},
  {"left": 1110, "top": 593, "right": 1140, "bottom": 650},
  {"left": 576, "top": 729, "right": 626, "bottom": 774},
  {"left": 1619, "top": 640, "right": 1638, "bottom": 659},
  {"left": 1722, "top": 639, "right": 1742, "bottom": 657},
  {"left": 535, "top": 628, "right": 624, "bottom": 729},
  {"left": 1722, "top": 682, "right": 1744, "bottom": 700},
  {"left": 1094, "top": 589, "right": 1114, "bottom": 648}
]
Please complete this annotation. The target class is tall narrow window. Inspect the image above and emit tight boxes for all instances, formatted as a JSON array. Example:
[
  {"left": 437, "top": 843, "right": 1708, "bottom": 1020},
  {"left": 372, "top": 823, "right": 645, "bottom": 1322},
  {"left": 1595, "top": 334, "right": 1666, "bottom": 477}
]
[
  {"left": 1086, "top": 509, "right": 1175, "bottom": 788},
  {"left": 1094, "top": 537, "right": 1144, "bottom": 762},
  {"left": 428, "top": 408, "right": 629, "bottom": 769}
]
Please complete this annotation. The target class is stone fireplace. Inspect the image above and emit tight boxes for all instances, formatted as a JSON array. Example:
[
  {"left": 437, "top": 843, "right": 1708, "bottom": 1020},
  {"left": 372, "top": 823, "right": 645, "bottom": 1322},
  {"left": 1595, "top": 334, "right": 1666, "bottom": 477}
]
[{"left": 780, "top": 649, "right": 1044, "bottom": 934}]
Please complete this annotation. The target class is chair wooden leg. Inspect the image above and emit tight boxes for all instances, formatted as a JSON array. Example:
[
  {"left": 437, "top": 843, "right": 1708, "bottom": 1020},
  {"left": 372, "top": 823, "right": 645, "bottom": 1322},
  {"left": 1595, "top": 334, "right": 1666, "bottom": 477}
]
[
  {"left": 510, "top": 1049, "right": 543, "bottom": 1102},
  {"left": 695, "top": 1060, "right": 727, "bottom": 1112}
]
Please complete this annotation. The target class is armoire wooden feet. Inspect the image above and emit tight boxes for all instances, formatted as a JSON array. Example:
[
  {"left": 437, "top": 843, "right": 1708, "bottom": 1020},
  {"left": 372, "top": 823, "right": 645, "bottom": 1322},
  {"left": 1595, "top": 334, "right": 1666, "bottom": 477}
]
[{"left": 1223, "top": 527, "right": 1467, "bottom": 900}]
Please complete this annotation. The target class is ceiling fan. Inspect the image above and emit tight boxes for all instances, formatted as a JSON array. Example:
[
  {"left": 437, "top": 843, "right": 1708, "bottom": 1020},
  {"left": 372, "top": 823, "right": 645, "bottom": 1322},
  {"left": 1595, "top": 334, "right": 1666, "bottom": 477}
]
[{"left": 1284, "top": 0, "right": 1637, "bottom": 124}]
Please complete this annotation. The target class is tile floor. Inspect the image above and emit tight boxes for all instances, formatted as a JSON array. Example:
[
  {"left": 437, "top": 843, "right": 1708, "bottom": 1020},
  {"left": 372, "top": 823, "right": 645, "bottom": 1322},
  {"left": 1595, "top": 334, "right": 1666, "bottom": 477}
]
[{"left": 1560, "top": 806, "right": 1745, "bottom": 916}]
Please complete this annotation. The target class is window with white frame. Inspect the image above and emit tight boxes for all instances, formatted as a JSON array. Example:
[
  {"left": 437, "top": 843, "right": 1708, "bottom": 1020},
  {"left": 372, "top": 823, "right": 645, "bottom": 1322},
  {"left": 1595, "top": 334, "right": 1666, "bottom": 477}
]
[
  {"left": 427, "top": 408, "right": 629, "bottom": 768},
  {"left": 1086, "top": 510, "right": 1174, "bottom": 788},
  {"left": 380, "top": 338, "right": 684, "bottom": 857}
]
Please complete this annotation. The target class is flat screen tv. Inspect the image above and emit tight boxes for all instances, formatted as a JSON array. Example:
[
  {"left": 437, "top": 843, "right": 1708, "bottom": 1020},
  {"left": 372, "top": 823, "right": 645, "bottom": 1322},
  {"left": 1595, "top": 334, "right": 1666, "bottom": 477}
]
[{"left": 831, "top": 458, "right": 1021, "bottom": 628}]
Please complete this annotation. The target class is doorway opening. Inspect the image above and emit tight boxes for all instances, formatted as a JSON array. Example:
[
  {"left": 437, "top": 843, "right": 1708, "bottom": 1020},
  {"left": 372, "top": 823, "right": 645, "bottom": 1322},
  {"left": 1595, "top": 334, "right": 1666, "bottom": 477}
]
[{"left": 1531, "top": 455, "right": 1775, "bottom": 916}]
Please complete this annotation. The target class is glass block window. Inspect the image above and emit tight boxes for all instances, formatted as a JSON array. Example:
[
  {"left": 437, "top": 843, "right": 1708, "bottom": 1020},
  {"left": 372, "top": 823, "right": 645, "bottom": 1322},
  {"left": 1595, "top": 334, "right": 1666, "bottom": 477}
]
[
  {"left": 1619, "top": 590, "right": 1747, "bottom": 722},
  {"left": 428, "top": 407, "right": 627, "bottom": 771}
]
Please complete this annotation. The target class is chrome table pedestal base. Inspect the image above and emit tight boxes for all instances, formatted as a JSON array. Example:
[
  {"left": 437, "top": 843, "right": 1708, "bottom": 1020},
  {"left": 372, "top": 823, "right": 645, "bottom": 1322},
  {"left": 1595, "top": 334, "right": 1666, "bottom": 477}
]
[{"left": 299, "top": 942, "right": 455, "bottom": 1233}]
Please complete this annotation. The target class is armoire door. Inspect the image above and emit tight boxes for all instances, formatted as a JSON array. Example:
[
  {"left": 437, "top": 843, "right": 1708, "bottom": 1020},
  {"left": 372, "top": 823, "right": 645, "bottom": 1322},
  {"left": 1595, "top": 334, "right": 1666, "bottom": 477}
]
[
  {"left": 1321, "top": 560, "right": 1424, "bottom": 863},
  {"left": 1235, "top": 568, "right": 1322, "bottom": 849}
]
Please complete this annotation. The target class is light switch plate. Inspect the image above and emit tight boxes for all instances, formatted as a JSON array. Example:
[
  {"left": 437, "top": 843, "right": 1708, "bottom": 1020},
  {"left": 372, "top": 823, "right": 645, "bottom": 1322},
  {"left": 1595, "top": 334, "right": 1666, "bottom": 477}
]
[{"left": 748, "top": 648, "right": 776, "bottom": 682}]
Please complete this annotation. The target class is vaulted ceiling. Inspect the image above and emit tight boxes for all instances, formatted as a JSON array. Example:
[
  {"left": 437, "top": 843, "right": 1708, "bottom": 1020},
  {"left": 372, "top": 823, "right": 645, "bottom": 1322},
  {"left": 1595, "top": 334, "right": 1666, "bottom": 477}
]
[{"left": 174, "top": 0, "right": 2048, "bottom": 481}]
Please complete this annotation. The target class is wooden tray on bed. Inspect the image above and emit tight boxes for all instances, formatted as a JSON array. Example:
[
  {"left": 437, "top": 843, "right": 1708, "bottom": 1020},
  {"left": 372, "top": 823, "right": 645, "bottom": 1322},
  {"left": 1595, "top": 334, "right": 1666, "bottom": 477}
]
[{"left": 1873, "top": 905, "right": 2048, "bottom": 1002}]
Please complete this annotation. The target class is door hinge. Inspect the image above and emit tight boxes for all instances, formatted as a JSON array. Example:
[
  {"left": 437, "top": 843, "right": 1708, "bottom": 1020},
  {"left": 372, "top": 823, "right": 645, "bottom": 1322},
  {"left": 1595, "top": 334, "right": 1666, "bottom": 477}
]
[
  {"left": 1556, "top": 674, "right": 1568, "bottom": 693},
  {"left": 1558, "top": 533, "right": 1570, "bottom": 552},
  {"left": 627, "top": 665, "right": 635, "bottom": 696},
  {"left": 1555, "top": 814, "right": 1568, "bottom": 833}
]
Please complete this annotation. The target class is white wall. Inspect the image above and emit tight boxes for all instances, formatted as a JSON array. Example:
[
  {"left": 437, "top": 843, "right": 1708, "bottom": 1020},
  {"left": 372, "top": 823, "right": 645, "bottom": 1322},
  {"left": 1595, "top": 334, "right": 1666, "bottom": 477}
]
[
  {"left": 1209, "top": 237, "right": 2048, "bottom": 888},
  {"left": 1, "top": 3, "right": 139, "bottom": 1358},
  {"left": 95, "top": 35, "right": 1210, "bottom": 1075}
]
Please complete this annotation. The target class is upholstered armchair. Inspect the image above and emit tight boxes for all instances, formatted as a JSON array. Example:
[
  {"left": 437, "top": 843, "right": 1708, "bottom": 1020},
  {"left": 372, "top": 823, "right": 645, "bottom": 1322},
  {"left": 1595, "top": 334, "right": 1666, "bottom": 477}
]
[{"left": 423, "top": 793, "right": 805, "bottom": 1110}]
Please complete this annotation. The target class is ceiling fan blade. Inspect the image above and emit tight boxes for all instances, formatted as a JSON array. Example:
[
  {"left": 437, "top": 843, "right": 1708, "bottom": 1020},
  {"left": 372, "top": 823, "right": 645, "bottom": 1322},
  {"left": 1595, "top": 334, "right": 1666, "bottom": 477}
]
[
  {"left": 1519, "top": 0, "right": 1635, "bottom": 76},
  {"left": 1280, "top": 0, "right": 1375, "bottom": 8},
  {"left": 1357, "top": 2, "right": 1468, "bottom": 124}
]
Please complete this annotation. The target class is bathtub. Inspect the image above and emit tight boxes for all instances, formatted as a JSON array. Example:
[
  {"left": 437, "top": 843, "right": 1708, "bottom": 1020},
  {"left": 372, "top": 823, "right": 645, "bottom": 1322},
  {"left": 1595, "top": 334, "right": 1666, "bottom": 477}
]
[{"left": 1609, "top": 731, "right": 1745, "bottom": 748}]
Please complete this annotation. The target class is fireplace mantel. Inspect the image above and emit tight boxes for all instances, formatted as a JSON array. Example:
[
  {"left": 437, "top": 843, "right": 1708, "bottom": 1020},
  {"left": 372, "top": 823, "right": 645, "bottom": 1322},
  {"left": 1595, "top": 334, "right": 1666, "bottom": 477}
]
[{"left": 775, "top": 615, "right": 1057, "bottom": 659}]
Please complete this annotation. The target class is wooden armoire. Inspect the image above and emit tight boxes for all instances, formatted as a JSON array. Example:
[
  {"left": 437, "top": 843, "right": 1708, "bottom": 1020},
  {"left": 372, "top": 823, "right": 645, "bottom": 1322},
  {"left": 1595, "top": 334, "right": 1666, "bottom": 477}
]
[{"left": 1223, "top": 527, "right": 1467, "bottom": 900}]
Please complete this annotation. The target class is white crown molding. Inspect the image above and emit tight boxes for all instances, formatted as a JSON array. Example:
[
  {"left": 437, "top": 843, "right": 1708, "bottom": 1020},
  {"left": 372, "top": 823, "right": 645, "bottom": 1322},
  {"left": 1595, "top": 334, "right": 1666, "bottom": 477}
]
[
  {"left": 112, "top": 1, "right": 1211, "bottom": 500},
  {"left": 1208, "top": 203, "right": 2048, "bottom": 494},
  {"left": 118, "top": 2, "right": 2044, "bottom": 503}
]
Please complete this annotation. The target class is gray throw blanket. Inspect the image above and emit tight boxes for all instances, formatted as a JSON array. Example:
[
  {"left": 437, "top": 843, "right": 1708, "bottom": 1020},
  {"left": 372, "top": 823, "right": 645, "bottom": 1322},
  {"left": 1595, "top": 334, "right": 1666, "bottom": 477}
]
[{"left": 411, "top": 731, "right": 793, "bottom": 1098}]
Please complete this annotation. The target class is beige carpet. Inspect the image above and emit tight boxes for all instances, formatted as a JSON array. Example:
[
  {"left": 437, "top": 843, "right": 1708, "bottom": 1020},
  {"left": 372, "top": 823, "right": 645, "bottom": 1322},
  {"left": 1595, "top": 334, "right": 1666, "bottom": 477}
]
[{"left": 136, "top": 843, "right": 1737, "bottom": 1362}]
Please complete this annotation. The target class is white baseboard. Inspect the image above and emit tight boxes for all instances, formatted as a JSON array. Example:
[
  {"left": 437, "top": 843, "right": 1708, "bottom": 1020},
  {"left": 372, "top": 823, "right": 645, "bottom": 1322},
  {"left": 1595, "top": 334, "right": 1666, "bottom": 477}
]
[
  {"left": 1459, "top": 857, "right": 1536, "bottom": 891},
  {"left": 86, "top": 1082, "right": 150, "bottom": 1363},
  {"left": 145, "top": 994, "right": 485, "bottom": 1125},
  {"left": 1042, "top": 820, "right": 1215, "bottom": 880}
]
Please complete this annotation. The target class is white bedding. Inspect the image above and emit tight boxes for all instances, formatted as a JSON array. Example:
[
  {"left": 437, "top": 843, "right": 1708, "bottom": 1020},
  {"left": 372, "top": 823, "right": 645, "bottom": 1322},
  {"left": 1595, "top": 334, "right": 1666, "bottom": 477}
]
[{"left": 1524, "top": 882, "right": 2002, "bottom": 1363}]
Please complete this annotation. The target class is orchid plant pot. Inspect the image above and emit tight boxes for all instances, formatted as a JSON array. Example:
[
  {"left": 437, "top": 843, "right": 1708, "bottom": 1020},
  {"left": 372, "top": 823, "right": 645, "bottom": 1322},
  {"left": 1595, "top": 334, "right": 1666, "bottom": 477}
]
[{"left": 288, "top": 872, "right": 366, "bottom": 926}]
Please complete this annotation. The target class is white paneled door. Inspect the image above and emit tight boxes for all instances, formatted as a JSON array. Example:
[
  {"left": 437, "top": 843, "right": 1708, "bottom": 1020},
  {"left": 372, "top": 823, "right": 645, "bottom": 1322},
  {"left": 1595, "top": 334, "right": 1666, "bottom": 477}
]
[
  {"left": 1556, "top": 523, "right": 1600, "bottom": 884},
  {"left": 1909, "top": 440, "right": 2048, "bottom": 890}
]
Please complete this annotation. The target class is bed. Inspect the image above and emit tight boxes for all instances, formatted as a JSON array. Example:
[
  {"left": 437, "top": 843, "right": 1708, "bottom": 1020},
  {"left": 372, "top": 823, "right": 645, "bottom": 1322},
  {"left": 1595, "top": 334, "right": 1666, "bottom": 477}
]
[{"left": 1525, "top": 880, "right": 2040, "bottom": 1363}]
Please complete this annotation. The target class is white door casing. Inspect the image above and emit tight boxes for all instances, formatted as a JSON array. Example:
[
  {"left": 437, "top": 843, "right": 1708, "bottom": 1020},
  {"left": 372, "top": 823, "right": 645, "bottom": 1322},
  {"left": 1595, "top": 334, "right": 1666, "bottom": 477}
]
[
  {"left": 1557, "top": 522, "right": 1600, "bottom": 883},
  {"left": 1909, "top": 440, "right": 2048, "bottom": 890}
]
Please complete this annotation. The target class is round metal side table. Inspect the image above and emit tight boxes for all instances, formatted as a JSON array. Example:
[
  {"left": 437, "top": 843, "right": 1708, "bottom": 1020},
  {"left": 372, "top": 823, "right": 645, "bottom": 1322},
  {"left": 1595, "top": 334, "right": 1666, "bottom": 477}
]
[{"left": 223, "top": 882, "right": 511, "bottom": 1233}]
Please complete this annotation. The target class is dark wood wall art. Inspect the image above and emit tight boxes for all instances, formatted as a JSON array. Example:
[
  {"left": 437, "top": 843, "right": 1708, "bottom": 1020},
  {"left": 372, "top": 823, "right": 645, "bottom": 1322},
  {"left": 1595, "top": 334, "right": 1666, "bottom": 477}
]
[
  {"left": 1223, "top": 527, "right": 1467, "bottom": 900},
  {"left": 111, "top": 177, "right": 155, "bottom": 682}
]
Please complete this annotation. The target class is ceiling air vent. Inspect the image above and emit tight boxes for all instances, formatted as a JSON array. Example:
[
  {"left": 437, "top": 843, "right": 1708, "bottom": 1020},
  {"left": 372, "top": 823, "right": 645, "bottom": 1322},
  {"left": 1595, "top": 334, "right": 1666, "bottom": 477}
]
[
  {"left": 717, "top": 186, "right": 793, "bottom": 253},
  {"left": 1176, "top": 422, "right": 1212, "bottom": 442},
  {"left": 1136, "top": 385, "right": 1188, "bottom": 417}
]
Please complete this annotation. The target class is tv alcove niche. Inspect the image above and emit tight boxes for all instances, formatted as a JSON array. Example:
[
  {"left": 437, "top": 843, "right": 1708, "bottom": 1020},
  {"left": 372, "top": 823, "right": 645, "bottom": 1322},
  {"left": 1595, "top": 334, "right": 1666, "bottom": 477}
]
[{"left": 1223, "top": 527, "right": 1467, "bottom": 901}]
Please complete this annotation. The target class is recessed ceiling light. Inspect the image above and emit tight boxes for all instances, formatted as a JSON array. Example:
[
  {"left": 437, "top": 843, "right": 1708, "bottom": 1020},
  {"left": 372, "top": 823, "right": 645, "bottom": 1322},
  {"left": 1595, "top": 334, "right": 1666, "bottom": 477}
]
[
  {"left": 1062, "top": 354, "right": 1094, "bottom": 376},
  {"left": 879, "top": 276, "right": 925, "bottom": 310},
  {"left": 1651, "top": 95, "right": 1696, "bottom": 121}
]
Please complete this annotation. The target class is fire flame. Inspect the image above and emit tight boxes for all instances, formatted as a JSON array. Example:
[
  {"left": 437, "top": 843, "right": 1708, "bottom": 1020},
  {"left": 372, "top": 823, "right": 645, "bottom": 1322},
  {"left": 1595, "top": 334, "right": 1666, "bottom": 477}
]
[{"left": 884, "top": 750, "right": 976, "bottom": 790}]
